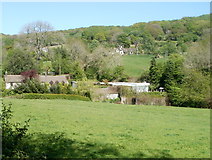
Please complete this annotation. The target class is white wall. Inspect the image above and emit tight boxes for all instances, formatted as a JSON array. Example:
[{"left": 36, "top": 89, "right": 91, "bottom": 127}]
[
  {"left": 6, "top": 83, "right": 11, "bottom": 89},
  {"left": 106, "top": 94, "right": 119, "bottom": 100},
  {"left": 5, "top": 83, "right": 21, "bottom": 89}
]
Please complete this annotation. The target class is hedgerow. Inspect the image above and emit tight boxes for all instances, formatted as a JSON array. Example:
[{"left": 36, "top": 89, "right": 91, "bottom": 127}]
[{"left": 15, "top": 93, "right": 90, "bottom": 101}]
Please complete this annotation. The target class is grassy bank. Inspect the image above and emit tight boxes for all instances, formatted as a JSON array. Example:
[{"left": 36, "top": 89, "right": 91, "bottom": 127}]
[
  {"left": 121, "top": 54, "right": 166, "bottom": 78},
  {"left": 3, "top": 98, "right": 210, "bottom": 158}
]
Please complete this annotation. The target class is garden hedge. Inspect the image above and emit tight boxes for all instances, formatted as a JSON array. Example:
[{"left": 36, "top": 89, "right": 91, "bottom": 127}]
[{"left": 16, "top": 93, "right": 90, "bottom": 101}]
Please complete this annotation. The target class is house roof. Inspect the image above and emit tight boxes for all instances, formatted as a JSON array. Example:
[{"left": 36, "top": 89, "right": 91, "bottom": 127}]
[
  {"left": 97, "top": 82, "right": 150, "bottom": 87},
  {"left": 4, "top": 75, "right": 69, "bottom": 83},
  {"left": 4, "top": 75, "right": 24, "bottom": 83},
  {"left": 39, "top": 75, "right": 69, "bottom": 83}
]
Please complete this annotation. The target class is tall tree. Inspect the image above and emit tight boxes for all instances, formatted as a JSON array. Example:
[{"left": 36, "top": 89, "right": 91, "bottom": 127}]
[
  {"left": 4, "top": 49, "right": 37, "bottom": 74},
  {"left": 149, "top": 57, "right": 159, "bottom": 90},
  {"left": 20, "top": 21, "right": 53, "bottom": 60},
  {"left": 160, "top": 54, "right": 184, "bottom": 91},
  {"left": 185, "top": 33, "right": 210, "bottom": 73}
]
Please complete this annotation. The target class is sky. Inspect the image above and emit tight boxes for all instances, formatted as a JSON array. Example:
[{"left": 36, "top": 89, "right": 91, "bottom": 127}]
[{"left": 1, "top": 2, "right": 210, "bottom": 35}]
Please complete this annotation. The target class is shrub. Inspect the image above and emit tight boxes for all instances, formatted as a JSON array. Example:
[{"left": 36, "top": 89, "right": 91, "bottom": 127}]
[
  {"left": 103, "top": 97, "right": 120, "bottom": 104},
  {"left": 2, "top": 89, "right": 16, "bottom": 97},
  {"left": 73, "top": 81, "right": 94, "bottom": 99},
  {"left": 136, "top": 92, "right": 167, "bottom": 106},
  {"left": 168, "top": 86, "right": 209, "bottom": 108},
  {"left": 117, "top": 86, "right": 135, "bottom": 97},
  {"left": 13, "top": 79, "right": 49, "bottom": 94},
  {"left": 167, "top": 70, "right": 211, "bottom": 108},
  {"left": 49, "top": 83, "right": 61, "bottom": 94},
  {"left": 16, "top": 93, "right": 90, "bottom": 101},
  {"left": 1, "top": 103, "right": 30, "bottom": 159}
]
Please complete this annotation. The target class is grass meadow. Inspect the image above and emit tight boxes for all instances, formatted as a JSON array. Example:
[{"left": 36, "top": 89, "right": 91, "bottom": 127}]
[
  {"left": 121, "top": 54, "right": 166, "bottom": 78},
  {"left": 3, "top": 98, "right": 210, "bottom": 158}
]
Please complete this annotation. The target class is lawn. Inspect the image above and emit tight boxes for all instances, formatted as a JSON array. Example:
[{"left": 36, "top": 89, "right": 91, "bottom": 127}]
[
  {"left": 3, "top": 98, "right": 210, "bottom": 158},
  {"left": 121, "top": 54, "right": 166, "bottom": 78}
]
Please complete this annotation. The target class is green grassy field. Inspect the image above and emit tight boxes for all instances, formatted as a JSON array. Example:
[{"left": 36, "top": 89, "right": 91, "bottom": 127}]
[
  {"left": 3, "top": 98, "right": 210, "bottom": 158},
  {"left": 121, "top": 54, "right": 166, "bottom": 78}
]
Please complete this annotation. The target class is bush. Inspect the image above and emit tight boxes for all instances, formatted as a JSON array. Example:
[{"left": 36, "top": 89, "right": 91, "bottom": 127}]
[
  {"left": 103, "top": 97, "right": 120, "bottom": 104},
  {"left": 117, "top": 86, "right": 135, "bottom": 97},
  {"left": 13, "top": 79, "right": 49, "bottom": 94},
  {"left": 73, "top": 81, "right": 94, "bottom": 99},
  {"left": 167, "top": 70, "right": 211, "bottom": 108},
  {"left": 1, "top": 103, "right": 30, "bottom": 159},
  {"left": 168, "top": 86, "right": 209, "bottom": 108},
  {"left": 2, "top": 89, "right": 16, "bottom": 97},
  {"left": 16, "top": 93, "right": 90, "bottom": 101},
  {"left": 136, "top": 92, "right": 167, "bottom": 106}
]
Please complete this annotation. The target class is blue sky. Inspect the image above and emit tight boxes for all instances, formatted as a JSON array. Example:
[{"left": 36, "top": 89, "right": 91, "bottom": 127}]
[{"left": 2, "top": 2, "right": 210, "bottom": 35}]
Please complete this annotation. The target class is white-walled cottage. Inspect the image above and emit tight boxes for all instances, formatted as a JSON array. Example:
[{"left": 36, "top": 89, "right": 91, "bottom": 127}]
[{"left": 4, "top": 75, "right": 70, "bottom": 89}]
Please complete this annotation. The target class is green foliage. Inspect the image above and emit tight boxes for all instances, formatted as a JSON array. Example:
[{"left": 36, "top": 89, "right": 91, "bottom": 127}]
[
  {"left": 88, "top": 39, "right": 100, "bottom": 51},
  {"left": 2, "top": 14, "right": 210, "bottom": 81},
  {"left": 16, "top": 93, "right": 90, "bottom": 101},
  {"left": 4, "top": 49, "right": 37, "bottom": 75},
  {"left": 2, "top": 89, "right": 15, "bottom": 97},
  {"left": 117, "top": 33, "right": 131, "bottom": 48},
  {"left": 185, "top": 33, "right": 210, "bottom": 73},
  {"left": 41, "top": 61, "right": 53, "bottom": 75},
  {"left": 73, "top": 80, "right": 94, "bottom": 99},
  {"left": 144, "top": 23, "right": 164, "bottom": 40},
  {"left": 1, "top": 103, "right": 30, "bottom": 159},
  {"left": 117, "top": 86, "right": 135, "bottom": 97},
  {"left": 69, "top": 62, "right": 86, "bottom": 80},
  {"left": 139, "top": 70, "right": 150, "bottom": 82},
  {"left": 113, "top": 66, "right": 129, "bottom": 82},
  {"left": 168, "top": 70, "right": 210, "bottom": 108},
  {"left": 2, "top": 36, "right": 14, "bottom": 50},
  {"left": 158, "top": 41, "right": 177, "bottom": 56},
  {"left": 13, "top": 79, "right": 49, "bottom": 94},
  {"left": 160, "top": 54, "right": 184, "bottom": 91},
  {"left": 139, "top": 33, "right": 156, "bottom": 54},
  {"left": 49, "top": 83, "right": 74, "bottom": 95},
  {"left": 103, "top": 97, "right": 120, "bottom": 104},
  {"left": 95, "top": 65, "right": 128, "bottom": 82},
  {"left": 148, "top": 57, "right": 164, "bottom": 90},
  {"left": 51, "top": 47, "right": 70, "bottom": 75},
  {"left": 136, "top": 92, "right": 167, "bottom": 106}
]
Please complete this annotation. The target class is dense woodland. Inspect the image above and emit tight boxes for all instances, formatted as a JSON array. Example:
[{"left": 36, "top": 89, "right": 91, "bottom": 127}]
[{"left": 1, "top": 14, "right": 211, "bottom": 108}]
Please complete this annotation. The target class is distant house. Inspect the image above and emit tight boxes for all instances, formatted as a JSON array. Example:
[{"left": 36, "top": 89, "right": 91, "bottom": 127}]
[
  {"left": 94, "top": 81, "right": 150, "bottom": 103},
  {"left": 115, "top": 45, "right": 137, "bottom": 55},
  {"left": 4, "top": 75, "right": 24, "bottom": 89},
  {"left": 4, "top": 75, "right": 70, "bottom": 89},
  {"left": 96, "top": 82, "right": 150, "bottom": 93}
]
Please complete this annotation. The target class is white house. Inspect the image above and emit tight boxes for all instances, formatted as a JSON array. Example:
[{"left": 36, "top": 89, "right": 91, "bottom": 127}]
[
  {"left": 4, "top": 75, "right": 24, "bottom": 89},
  {"left": 97, "top": 82, "right": 150, "bottom": 93},
  {"left": 115, "top": 45, "right": 137, "bottom": 55}
]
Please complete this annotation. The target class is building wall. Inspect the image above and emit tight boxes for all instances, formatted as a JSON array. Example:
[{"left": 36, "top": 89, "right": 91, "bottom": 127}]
[
  {"left": 6, "top": 83, "right": 11, "bottom": 89},
  {"left": 6, "top": 83, "right": 21, "bottom": 89}
]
